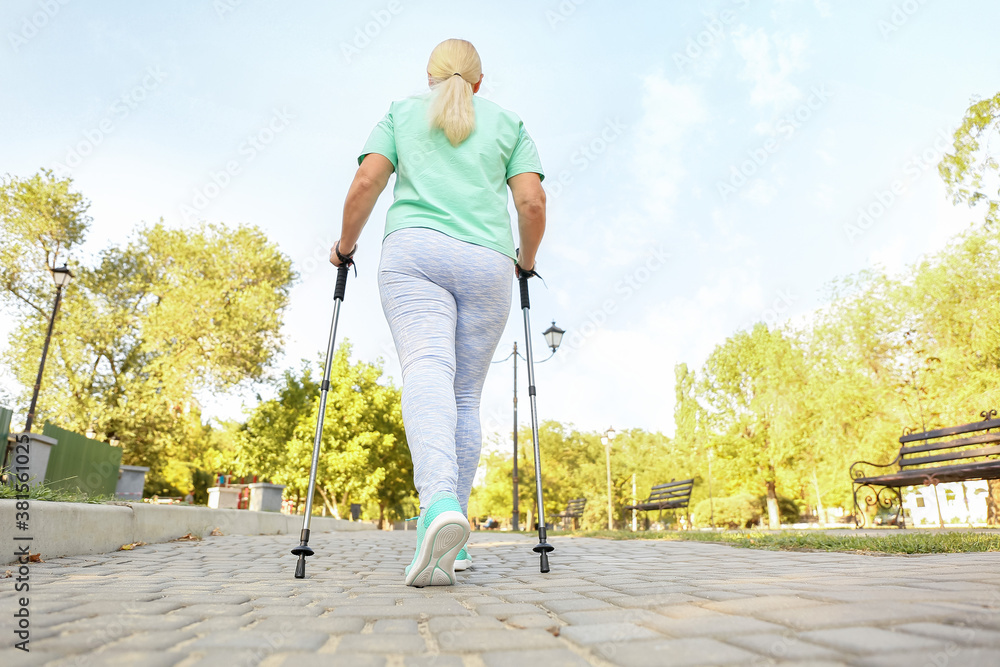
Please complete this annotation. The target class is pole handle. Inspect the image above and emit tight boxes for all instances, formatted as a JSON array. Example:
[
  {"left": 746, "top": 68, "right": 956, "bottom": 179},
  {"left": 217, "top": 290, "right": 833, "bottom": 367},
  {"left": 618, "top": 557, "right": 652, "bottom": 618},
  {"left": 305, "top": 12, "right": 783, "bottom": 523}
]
[
  {"left": 334, "top": 263, "right": 350, "bottom": 301},
  {"left": 518, "top": 273, "right": 530, "bottom": 310}
]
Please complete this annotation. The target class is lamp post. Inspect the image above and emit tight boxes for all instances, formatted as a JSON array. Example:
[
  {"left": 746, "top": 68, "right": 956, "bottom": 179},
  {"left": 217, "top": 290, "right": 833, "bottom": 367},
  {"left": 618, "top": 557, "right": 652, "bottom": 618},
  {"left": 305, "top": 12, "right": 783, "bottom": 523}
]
[
  {"left": 498, "top": 321, "right": 564, "bottom": 531},
  {"left": 707, "top": 447, "right": 715, "bottom": 530},
  {"left": 601, "top": 426, "right": 616, "bottom": 530},
  {"left": 24, "top": 264, "right": 73, "bottom": 433}
]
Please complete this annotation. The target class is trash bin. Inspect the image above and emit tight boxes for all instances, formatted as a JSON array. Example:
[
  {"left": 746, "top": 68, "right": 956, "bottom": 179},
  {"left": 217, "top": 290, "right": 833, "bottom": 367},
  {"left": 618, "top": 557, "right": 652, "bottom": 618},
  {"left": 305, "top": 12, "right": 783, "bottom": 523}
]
[
  {"left": 116, "top": 465, "right": 149, "bottom": 501},
  {"left": 248, "top": 482, "right": 285, "bottom": 512},
  {"left": 350, "top": 503, "right": 361, "bottom": 521}
]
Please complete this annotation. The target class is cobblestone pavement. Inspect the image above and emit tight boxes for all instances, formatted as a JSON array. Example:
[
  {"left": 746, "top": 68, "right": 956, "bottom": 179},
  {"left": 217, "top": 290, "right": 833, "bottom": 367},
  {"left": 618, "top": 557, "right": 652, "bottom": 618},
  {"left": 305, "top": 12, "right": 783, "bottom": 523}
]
[{"left": 4, "top": 530, "right": 1000, "bottom": 666}]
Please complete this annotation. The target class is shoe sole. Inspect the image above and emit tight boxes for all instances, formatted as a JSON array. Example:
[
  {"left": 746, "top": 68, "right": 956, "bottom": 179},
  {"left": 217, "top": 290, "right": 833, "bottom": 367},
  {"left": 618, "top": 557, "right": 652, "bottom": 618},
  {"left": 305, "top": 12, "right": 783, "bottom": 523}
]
[
  {"left": 405, "top": 511, "right": 470, "bottom": 587},
  {"left": 454, "top": 558, "right": 471, "bottom": 572}
]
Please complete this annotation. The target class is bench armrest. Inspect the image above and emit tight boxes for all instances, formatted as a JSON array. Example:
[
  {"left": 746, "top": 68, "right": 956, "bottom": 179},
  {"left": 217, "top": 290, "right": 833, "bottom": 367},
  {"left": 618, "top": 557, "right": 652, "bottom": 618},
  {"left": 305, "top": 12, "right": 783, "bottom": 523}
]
[{"left": 850, "top": 453, "right": 902, "bottom": 481}]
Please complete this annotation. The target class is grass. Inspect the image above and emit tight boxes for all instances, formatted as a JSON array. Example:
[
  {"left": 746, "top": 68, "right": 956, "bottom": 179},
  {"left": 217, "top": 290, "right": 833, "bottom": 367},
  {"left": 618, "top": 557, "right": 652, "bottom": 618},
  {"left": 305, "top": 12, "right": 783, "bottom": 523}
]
[
  {"left": 565, "top": 529, "right": 1000, "bottom": 554},
  {"left": 0, "top": 479, "right": 117, "bottom": 504}
]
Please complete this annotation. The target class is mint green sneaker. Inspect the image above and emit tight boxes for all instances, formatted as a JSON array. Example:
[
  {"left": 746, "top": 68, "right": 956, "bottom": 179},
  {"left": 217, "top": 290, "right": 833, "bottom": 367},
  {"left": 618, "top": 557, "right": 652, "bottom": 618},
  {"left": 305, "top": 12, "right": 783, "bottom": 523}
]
[
  {"left": 454, "top": 546, "right": 471, "bottom": 571},
  {"left": 404, "top": 492, "right": 470, "bottom": 587}
]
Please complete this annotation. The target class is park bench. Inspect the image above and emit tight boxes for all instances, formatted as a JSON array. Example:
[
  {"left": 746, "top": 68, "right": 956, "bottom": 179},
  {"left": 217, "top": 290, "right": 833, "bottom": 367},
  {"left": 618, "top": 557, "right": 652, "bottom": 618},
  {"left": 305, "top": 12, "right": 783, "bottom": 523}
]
[
  {"left": 625, "top": 479, "right": 694, "bottom": 527},
  {"left": 850, "top": 410, "right": 1000, "bottom": 528},
  {"left": 552, "top": 498, "right": 586, "bottom": 530}
]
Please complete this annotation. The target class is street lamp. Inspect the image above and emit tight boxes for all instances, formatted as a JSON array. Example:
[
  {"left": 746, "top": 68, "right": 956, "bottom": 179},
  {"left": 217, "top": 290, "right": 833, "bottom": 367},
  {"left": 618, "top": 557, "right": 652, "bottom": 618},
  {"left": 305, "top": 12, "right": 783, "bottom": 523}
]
[
  {"left": 542, "top": 322, "right": 564, "bottom": 353},
  {"left": 495, "top": 320, "right": 565, "bottom": 531},
  {"left": 24, "top": 264, "right": 73, "bottom": 433},
  {"left": 601, "top": 426, "right": 616, "bottom": 530},
  {"left": 707, "top": 447, "right": 715, "bottom": 530}
]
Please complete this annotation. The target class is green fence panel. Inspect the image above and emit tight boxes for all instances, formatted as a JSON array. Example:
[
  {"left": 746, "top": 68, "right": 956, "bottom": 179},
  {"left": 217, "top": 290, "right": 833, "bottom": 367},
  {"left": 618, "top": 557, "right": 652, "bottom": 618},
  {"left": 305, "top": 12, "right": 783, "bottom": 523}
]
[
  {"left": 0, "top": 406, "right": 12, "bottom": 472},
  {"left": 41, "top": 423, "right": 123, "bottom": 496},
  {"left": 0, "top": 406, "right": 12, "bottom": 445}
]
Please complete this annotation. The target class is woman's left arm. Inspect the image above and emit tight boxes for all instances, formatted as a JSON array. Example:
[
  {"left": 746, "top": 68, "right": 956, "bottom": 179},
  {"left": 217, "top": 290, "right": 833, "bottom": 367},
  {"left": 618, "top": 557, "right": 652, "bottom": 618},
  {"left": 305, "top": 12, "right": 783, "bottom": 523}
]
[{"left": 331, "top": 153, "right": 395, "bottom": 265}]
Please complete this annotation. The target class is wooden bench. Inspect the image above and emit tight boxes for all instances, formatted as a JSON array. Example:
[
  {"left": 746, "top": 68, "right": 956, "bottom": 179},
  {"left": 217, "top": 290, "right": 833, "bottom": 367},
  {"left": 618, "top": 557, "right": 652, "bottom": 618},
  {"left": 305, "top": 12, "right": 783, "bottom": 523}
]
[
  {"left": 851, "top": 410, "right": 1000, "bottom": 528},
  {"left": 625, "top": 479, "right": 694, "bottom": 527},
  {"left": 552, "top": 498, "right": 586, "bottom": 530}
]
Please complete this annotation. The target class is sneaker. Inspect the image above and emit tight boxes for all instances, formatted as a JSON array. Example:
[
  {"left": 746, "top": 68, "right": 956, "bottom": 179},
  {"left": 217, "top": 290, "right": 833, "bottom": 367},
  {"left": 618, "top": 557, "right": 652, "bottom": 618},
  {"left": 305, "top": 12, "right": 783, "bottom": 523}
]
[
  {"left": 404, "top": 492, "right": 470, "bottom": 587},
  {"left": 454, "top": 546, "right": 472, "bottom": 571}
]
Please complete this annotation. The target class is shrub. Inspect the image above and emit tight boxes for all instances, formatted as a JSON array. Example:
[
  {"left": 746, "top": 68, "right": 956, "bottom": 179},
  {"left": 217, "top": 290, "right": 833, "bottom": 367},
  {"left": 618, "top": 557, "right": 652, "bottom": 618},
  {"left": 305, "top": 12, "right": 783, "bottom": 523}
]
[{"left": 692, "top": 494, "right": 761, "bottom": 528}]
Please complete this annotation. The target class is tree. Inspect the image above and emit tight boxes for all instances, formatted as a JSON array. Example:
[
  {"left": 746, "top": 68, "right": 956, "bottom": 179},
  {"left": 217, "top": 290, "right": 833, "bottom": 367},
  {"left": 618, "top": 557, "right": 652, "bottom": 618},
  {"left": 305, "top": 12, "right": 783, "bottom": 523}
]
[
  {"left": 698, "top": 324, "right": 810, "bottom": 529},
  {"left": 234, "top": 345, "right": 414, "bottom": 526},
  {"left": 940, "top": 92, "right": 1000, "bottom": 228},
  {"left": 1, "top": 170, "right": 296, "bottom": 488},
  {"left": 0, "top": 169, "right": 90, "bottom": 314}
]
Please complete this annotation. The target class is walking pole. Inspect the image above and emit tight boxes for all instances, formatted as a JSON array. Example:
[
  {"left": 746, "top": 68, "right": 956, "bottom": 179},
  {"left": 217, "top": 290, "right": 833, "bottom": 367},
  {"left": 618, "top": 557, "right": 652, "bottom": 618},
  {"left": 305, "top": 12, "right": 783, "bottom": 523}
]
[
  {"left": 291, "top": 255, "right": 353, "bottom": 579},
  {"left": 516, "top": 262, "right": 554, "bottom": 573}
]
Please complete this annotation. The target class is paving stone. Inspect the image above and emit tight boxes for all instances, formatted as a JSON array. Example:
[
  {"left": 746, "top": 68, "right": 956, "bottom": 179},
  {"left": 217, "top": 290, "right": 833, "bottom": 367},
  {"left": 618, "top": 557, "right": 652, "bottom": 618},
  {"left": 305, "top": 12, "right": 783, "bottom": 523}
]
[
  {"left": 426, "top": 615, "right": 506, "bottom": 634},
  {"left": 103, "top": 630, "right": 199, "bottom": 650},
  {"left": 436, "top": 628, "right": 562, "bottom": 652},
  {"left": 474, "top": 602, "right": 546, "bottom": 619},
  {"left": 800, "top": 626, "right": 947, "bottom": 653},
  {"left": 560, "top": 622, "right": 661, "bottom": 645},
  {"left": 505, "top": 614, "right": 561, "bottom": 630},
  {"left": 754, "top": 601, "right": 955, "bottom": 630},
  {"left": 704, "top": 594, "right": 828, "bottom": 615},
  {"left": 402, "top": 656, "right": 465, "bottom": 667},
  {"left": 722, "top": 632, "right": 845, "bottom": 661},
  {"left": 271, "top": 654, "right": 386, "bottom": 666},
  {"left": 47, "top": 651, "right": 185, "bottom": 666},
  {"left": 481, "top": 648, "right": 593, "bottom": 666},
  {"left": 543, "top": 597, "right": 616, "bottom": 613},
  {"left": 337, "top": 633, "right": 427, "bottom": 654},
  {"left": 0, "top": 650, "right": 62, "bottom": 666},
  {"left": 178, "top": 649, "right": 270, "bottom": 667},
  {"left": 185, "top": 630, "right": 328, "bottom": 651},
  {"left": 896, "top": 621, "right": 1000, "bottom": 647},
  {"left": 593, "top": 636, "right": 761, "bottom": 666},
  {"left": 373, "top": 618, "right": 420, "bottom": 633},
  {"left": 326, "top": 604, "right": 470, "bottom": 618},
  {"left": 641, "top": 613, "right": 787, "bottom": 637},
  {"left": 853, "top": 646, "right": 1000, "bottom": 667}
]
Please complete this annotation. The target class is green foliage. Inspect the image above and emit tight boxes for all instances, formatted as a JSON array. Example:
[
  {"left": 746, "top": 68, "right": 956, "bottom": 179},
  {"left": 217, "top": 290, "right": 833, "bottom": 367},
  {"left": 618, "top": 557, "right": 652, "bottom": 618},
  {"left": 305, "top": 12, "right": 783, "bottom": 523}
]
[
  {"left": 469, "top": 421, "right": 681, "bottom": 530},
  {"left": 0, "top": 170, "right": 296, "bottom": 485},
  {"left": 939, "top": 92, "right": 1000, "bottom": 228},
  {"left": 233, "top": 345, "right": 414, "bottom": 524},
  {"left": 692, "top": 494, "right": 760, "bottom": 529}
]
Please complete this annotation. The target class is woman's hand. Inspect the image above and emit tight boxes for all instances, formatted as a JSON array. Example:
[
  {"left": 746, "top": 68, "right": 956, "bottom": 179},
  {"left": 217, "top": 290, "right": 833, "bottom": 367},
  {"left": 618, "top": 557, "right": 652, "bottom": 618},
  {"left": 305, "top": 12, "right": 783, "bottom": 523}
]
[{"left": 329, "top": 241, "right": 356, "bottom": 266}]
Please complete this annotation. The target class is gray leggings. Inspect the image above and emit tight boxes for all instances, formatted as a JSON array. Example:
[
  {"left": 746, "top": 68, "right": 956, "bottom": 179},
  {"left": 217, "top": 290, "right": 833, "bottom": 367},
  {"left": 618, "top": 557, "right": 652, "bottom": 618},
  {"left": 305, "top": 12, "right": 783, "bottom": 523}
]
[{"left": 378, "top": 228, "right": 513, "bottom": 514}]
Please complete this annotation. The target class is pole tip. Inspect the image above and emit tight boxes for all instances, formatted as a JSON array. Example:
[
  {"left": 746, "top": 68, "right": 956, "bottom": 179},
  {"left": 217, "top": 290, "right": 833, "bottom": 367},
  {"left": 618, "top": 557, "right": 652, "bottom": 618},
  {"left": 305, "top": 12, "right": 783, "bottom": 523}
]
[
  {"left": 294, "top": 554, "right": 307, "bottom": 579},
  {"left": 539, "top": 551, "right": 550, "bottom": 573}
]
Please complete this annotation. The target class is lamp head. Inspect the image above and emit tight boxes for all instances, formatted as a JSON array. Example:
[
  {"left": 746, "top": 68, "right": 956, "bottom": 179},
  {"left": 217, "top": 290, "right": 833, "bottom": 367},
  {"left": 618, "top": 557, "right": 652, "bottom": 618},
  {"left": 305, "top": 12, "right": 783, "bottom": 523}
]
[
  {"left": 542, "top": 321, "right": 565, "bottom": 353},
  {"left": 51, "top": 264, "right": 73, "bottom": 288}
]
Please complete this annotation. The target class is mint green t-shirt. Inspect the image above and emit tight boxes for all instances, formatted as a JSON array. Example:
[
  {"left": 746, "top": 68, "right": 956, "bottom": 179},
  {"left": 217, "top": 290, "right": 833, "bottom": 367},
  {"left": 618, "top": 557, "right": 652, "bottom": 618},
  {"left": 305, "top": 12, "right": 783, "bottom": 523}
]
[{"left": 359, "top": 94, "right": 544, "bottom": 261}]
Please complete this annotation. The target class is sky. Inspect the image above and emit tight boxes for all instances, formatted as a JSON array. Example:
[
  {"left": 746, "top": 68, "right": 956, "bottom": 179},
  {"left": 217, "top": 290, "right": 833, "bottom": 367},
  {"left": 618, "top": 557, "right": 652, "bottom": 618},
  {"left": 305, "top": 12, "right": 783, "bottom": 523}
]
[{"left": 2, "top": 0, "right": 999, "bottom": 444}]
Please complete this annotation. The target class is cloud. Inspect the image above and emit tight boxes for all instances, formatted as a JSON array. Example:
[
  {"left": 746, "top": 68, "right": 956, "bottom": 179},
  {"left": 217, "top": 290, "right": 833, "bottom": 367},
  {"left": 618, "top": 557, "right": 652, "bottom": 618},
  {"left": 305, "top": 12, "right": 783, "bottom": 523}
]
[
  {"left": 731, "top": 26, "right": 809, "bottom": 109},
  {"left": 631, "top": 73, "right": 706, "bottom": 225}
]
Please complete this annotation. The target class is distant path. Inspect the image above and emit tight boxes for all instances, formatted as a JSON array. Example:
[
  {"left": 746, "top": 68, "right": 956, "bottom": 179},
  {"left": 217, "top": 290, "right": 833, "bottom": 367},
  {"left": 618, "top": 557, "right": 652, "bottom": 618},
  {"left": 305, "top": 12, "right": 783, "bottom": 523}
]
[{"left": 3, "top": 530, "right": 1000, "bottom": 666}]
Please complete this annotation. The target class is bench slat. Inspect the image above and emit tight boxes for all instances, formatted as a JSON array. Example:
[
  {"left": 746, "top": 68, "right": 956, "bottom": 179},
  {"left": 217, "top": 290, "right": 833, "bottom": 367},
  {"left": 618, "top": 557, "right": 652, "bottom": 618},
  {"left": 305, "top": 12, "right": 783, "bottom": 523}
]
[
  {"left": 651, "top": 479, "right": 694, "bottom": 490},
  {"left": 855, "top": 458, "right": 1000, "bottom": 486},
  {"left": 898, "top": 418, "right": 1000, "bottom": 444},
  {"left": 901, "top": 431, "right": 1000, "bottom": 456},
  {"left": 903, "top": 444, "right": 1000, "bottom": 468}
]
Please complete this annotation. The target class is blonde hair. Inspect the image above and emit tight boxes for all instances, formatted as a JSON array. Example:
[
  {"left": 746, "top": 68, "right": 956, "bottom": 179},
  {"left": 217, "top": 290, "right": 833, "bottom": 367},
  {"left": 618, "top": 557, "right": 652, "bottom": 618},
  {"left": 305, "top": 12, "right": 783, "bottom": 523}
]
[{"left": 427, "top": 39, "right": 482, "bottom": 146}]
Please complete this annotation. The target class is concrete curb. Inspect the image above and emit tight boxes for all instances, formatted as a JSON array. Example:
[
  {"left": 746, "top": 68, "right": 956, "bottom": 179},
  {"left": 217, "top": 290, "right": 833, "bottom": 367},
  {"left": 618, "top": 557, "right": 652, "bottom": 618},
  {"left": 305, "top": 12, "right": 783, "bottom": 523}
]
[{"left": 0, "top": 500, "right": 374, "bottom": 564}]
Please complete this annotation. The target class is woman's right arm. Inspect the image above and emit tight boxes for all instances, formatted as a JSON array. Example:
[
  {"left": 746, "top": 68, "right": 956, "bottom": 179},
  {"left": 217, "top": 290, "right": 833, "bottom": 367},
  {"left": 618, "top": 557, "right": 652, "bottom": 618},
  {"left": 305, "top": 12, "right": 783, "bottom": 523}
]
[
  {"left": 508, "top": 172, "right": 546, "bottom": 271},
  {"left": 331, "top": 153, "right": 395, "bottom": 265}
]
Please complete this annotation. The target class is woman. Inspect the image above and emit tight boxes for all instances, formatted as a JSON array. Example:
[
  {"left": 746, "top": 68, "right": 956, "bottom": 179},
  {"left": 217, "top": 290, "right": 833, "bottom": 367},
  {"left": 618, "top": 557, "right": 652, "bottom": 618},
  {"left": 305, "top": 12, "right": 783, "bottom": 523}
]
[{"left": 330, "top": 39, "right": 546, "bottom": 586}]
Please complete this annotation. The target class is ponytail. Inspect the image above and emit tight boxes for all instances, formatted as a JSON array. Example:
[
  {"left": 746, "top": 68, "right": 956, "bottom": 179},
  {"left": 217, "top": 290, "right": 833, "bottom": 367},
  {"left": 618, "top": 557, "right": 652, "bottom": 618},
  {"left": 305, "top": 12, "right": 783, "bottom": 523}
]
[{"left": 427, "top": 39, "right": 482, "bottom": 146}]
